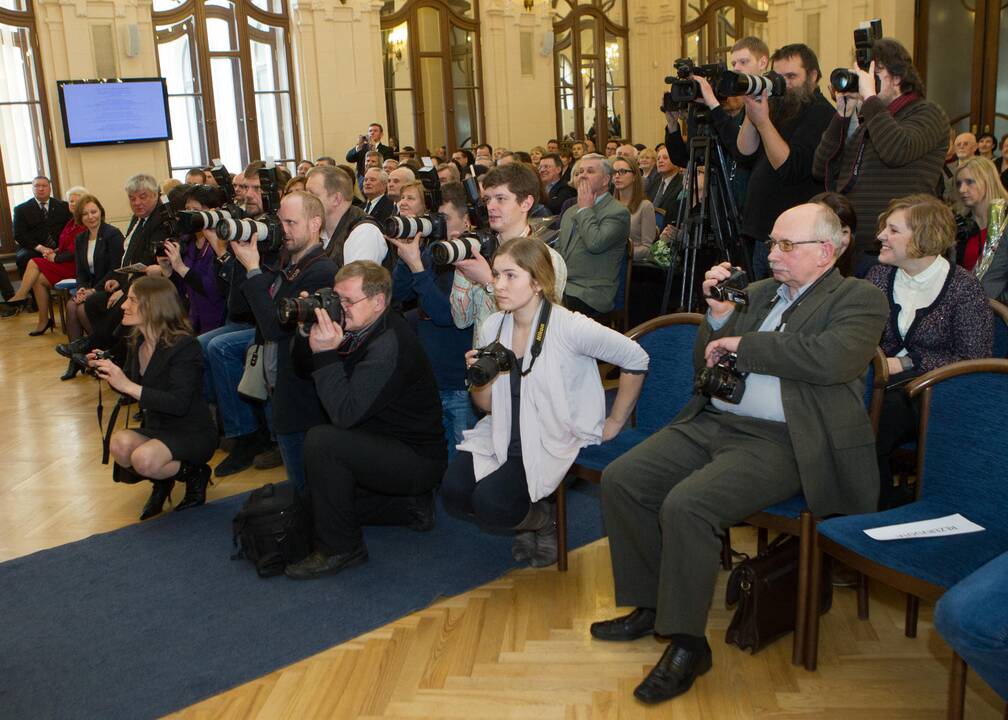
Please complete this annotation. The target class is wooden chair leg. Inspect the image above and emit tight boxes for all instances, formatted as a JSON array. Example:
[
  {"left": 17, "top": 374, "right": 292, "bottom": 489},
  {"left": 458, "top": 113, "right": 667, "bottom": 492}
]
[
  {"left": 792, "top": 510, "right": 813, "bottom": 667},
  {"left": 857, "top": 573, "right": 870, "bottom": 620},
  {"left": 803, "top": 527, "right": 823, "bottom": 671},
  {"left": 905, "top": 595, "right": 920, "bottom": 638},
  {"left": 948, "top": 652, "right": 967, "bottom": 720},
  {"left": 720, "top": 527, "right": 732, "bottom": 570},
  {"left": 757, "top": 526, "right": 769, "bottom": 555},
  {"left": 556, "top": 481, "right": 568, "bottom": 572}
]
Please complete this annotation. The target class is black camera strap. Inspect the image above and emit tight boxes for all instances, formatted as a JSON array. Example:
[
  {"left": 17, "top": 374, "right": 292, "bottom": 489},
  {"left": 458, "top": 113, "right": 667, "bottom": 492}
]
[
  {"left": 490, "top": 298, "right": 553, "bottom": 377},
  {"left": 769, "top": 267, "right": 837, "bottom": 332}
]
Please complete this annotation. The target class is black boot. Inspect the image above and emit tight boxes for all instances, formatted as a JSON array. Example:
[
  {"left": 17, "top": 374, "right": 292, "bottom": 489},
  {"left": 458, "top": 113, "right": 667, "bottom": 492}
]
[
  {"left": 511, "top": 500, "right": 556, "bottom": 566},
  {"left": 174, "top": 462, "right": 212, "bottom": 511},
  {"left": 60, "top": 358, "right": 80, "bottom": 381},
  {"left": 140, "top": 479, "right": 174, "bottom": 520},
  {"left": 56, "top": 335, "right": 91, "bottom": 359},
  {"left": 112, "top": 463, "right": 144, "bottom": 484}
]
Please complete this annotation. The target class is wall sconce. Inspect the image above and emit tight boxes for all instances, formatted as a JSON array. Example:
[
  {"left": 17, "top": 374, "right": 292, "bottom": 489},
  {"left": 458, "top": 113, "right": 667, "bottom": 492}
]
[{"left": 387, "top": 25, "right": 407, "bottom": 61}]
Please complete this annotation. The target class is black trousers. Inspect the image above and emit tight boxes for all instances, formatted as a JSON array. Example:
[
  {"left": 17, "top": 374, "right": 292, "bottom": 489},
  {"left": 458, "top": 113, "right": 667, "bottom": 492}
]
[
  {"left": 304, "top": 425, "right": 446, "bottom": 555},
  {"left": 874, "top": 388, "right": 921, "bottom": 510},
  {"left": 562, "top": 293, "right": 602, "bottom": 319},
  {"left": 15, "top": 247, "right": 42, "bottom": 279},
  {"left": 84, "top": 290, "right": 124, "bottom": 349},
  {"left": 441, "top": 451, "right": 531, "bottom": 529}
]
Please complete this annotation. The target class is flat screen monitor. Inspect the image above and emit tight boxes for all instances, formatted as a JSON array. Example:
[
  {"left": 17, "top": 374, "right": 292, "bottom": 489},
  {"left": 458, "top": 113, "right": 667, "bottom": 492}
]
[{"left": 57, "top": 78, "right": 172, "bottom": 147}]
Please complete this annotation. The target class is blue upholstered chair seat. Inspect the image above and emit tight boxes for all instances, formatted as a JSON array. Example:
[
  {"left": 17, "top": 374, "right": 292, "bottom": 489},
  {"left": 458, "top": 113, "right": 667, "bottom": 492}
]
[
  {"left": 575, "top": 427, "right": 659, "bottom": 471},
  {"left": 756, "top": 493, "right": 808, "bottom": 520},
  {"left": 818, "top": 499, "right": 1008, "bottom": 590}
]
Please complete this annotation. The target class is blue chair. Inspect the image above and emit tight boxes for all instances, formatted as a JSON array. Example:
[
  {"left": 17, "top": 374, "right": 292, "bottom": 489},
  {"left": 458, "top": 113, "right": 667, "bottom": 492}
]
[
  {"left": 595, "top": 239, "right": 633, "bottom": 332},
  {"left": 737, "top": 347, "right": 888, "bottom": 666},
  {"left": 555, "top": 312, "right": 703, "bottom": 571},
  {"left": 990, "top": 298, "right": 1008, "bottom": 358},
  {"left": 805, "top": 359, "right": 1008, "bottom": 717}
]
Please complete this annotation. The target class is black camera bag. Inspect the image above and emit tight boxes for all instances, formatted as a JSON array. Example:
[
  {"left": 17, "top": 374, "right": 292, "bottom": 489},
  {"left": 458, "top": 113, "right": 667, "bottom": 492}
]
[{"left": 231, "top": 483, "right": 312, "bottom": 577}]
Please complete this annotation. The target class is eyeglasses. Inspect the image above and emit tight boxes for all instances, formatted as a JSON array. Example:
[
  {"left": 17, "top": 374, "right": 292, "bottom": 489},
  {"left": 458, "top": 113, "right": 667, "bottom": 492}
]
[
  {"left": 337, "top": 294, "right": 371, "bottom": 309},
  {"left": 612, "top": 168, "right": 636, "bottom": 176},
  {"left": 764, "top": 238, "right": 826, "bottom": 252}
]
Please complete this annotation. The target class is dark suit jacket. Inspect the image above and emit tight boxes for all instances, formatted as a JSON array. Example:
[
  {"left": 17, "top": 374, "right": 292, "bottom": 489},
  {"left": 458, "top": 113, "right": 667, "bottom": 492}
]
[
  {"left": 13, "top": 197, "right": 71, "bottom": 252},
  {"left": 102, "top": 211, "right": 170, "bottom": 286},
  {"left": 544, "top": 181, "right": 576, "bottom": 216},
  {"left": 364, "top": 194, "right": 395, "bottom": 224},
  {"left": 678, "top": 270, "right": 889, "bottom": 517},
  {"left": 75, "top": 223, "right": 125, "bottom": 288},
  {"left": 651, "top": 173, "right": 683, "bottom": 219},
  {"left": 345, "top": 142, "right": 395, "bottom": 178},
  {"left": 643, "top": 168, "right": 662, "bottom": 201}
]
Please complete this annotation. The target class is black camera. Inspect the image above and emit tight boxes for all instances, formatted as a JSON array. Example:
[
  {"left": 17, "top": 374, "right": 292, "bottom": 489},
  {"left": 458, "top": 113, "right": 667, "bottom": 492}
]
[
  {"left": 955, "top": 213, "right": 979, "bottom": 244},
  {"left": 467, "top": 341, "right": 512, "bottom": 387},
  {"left": 694, "top": 352, "right": 746, "bottom": 404},
  {"left": 708, "top": 267, "right": 749, "bottom": 306},
  {"left": 830, "top": 19, "right": 883, "bottom": 92},
  {"left": 417, "top": 165, "right": 443, "bottom": 212},
  {"left": 75, "top": 348, "right": 115, "bottom": 377},
  {"left": 385, "top": 213, "right": 449, "bottom": 241},
  {"left": 661, "top": 58, "right": 727, "bottom": 112},
  {"left": 277, "top": 287, "right": 344, "bottom": 328},
  {"left": 430, "top": 228, "right": 498, "bottom": 265}
]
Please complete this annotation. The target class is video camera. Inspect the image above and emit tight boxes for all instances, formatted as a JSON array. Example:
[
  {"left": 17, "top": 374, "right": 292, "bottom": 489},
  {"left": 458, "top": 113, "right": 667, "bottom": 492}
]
[
  {"left": 277, "top": 287, "right": 343, "bottom": 328},
  {"left": 708, "top": 266, "right": 749, "bottom": 306},
  {"left": 830, "top": 19, "right": 883, "bottom": 93},
  {"left": 661, "top": 57, "right": 786, "bottom": 113},
  {"left": 215, "top": 163, "right": 284, "bottom": 254}
]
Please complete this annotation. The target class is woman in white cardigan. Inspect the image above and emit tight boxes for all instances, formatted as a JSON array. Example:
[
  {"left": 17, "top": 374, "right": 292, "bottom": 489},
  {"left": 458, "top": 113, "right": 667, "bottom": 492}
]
[{"left": 443, "top": 237, "right": 649, "bottom": 567}]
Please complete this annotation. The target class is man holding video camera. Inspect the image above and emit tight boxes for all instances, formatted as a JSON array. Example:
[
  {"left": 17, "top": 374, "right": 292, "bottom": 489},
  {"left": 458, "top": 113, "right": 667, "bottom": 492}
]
[
  {"left": 285, "top": 260, "right": 447, "bottom": 579},
  {"left": 736, "top": 43, "right": 834, "bottom": 279},
  {"left": 593, "top": 202, "right": 887, "bottom": 704},
  {"left": 813, "top": 36, "right": 948, "bottom": 277},
  {"left": 232, "top": 190, "right": 337, "bottom": 494},
  {"left": 306, "top": 165, "right": 388, "bottom": 268}
]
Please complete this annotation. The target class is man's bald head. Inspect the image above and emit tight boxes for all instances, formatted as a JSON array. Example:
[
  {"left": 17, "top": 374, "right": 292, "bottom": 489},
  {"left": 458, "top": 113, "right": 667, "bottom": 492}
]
[{"left": 767, "top": 203, "right": 842, "bottom": 290}]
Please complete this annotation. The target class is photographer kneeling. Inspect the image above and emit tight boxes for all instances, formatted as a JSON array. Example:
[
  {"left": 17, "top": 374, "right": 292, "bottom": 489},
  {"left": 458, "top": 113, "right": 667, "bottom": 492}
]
[
  {"left": 93, "top": 276, "right": 216, "bottom": 520},
  {"left": 285, "top": 261, "right": 447, "bottom": 580},
  {"left": 442, "top": 237, "right": 649, "bottom": 568}
]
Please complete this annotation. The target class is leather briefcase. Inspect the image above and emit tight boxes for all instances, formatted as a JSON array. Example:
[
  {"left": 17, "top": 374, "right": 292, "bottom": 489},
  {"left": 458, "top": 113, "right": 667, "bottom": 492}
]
[{"left": 724, "top": 535, "right": 832, "bottom": 654}]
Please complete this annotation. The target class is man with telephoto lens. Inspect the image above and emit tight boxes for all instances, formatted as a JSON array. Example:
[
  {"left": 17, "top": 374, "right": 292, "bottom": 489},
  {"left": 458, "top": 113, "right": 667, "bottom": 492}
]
[
  {"left": 813, "top": 37, "right": 948, "bottom": 277},
  {"left": 449, "top": 163, "right": 568, "bottom": 345},
  {"left": 594, "top": 203, "right": 888, "bottom": 704},
  {"left": 306, "top": 164, "right": 388, "bottom": 268},
  {"left": 285, "top": 261, "right": 447, "bottom": 579},
  {"left": 664, "top": 36, "right": 769, "bottom": 213},
  {"left": 388, "top": 182, "right": 475, "bottom": 459},
  {"left": 232, "top": 190, "right": 337, "bottom": 495},
  {"left": 737, "top": 43, "right": 835, "bottom": 280}
]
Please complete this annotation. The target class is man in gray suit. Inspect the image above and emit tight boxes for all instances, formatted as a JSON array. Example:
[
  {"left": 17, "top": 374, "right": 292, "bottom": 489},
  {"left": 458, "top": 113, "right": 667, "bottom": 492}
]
[
  {"left": 554, "top": 153, "right": 630, "bottom": 317},
  {"left": 592, "top": 203, "right": 888, "bottom": 704}
]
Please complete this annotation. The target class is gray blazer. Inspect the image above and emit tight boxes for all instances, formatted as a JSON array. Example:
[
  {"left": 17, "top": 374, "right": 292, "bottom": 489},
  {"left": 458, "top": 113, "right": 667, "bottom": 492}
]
[
  {"left": 979, "top": 224, "right": 1008, "bottom": 304},
  {"left": 554, "top": 193, "right": 630, "bottom": 313},
  {"left": 676, "top": 269, "right": 889, "bottom": 517}
]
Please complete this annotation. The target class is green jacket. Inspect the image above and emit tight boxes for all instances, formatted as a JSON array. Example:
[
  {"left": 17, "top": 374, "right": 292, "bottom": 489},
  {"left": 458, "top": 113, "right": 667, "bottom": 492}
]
[
  {"left": 677, "top": 269, "right": 888, "bottom": 517},
  {"left": 554, "top": 193, "right": 630, "bottom": 313}
]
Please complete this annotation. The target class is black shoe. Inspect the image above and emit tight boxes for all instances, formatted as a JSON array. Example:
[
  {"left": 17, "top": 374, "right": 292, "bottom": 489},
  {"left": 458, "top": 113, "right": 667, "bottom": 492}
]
[
  {"left": 284, "top": 546, "right": 369, "bottom": 579},
  {"left": 60, "top": 358, "right": 80, "bottom": 381},
  {"left": 56, "top": 336, "right": 90, "bottom": 359},
  {"left": 214, "top": 436, "right": 260, "bottom": 477},
  {"left": 28, "top": 318, "right": 55, "bottom": 336},
  {"left": 406, "top": 491, "right": 436, "bottom": 532},
  {"left": 0, "top": 298, "right": 27, "bottom": 317},
  {"left": 589, "top": 608, "right": 657, "bottom": 641},
  {"left": 113, "top": 463, "right": 145, "bottom": 484},
  {"left": 139, "top": 480, "right": 174, "bottom": 520},
  {"left": 633, "top": 640, "right": 712, "bottom": 704},
  {"left": 174, "top": 462, "right": 212, "bottom": 511},
  {"left": 253, "top": 444, "right": 283, "bottom": 470}
]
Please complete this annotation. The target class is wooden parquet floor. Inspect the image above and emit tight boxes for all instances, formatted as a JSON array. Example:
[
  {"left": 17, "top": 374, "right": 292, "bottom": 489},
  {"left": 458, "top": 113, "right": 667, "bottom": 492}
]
[{"left": 1, "top": 311, "right": 1003, "bottom": 719}]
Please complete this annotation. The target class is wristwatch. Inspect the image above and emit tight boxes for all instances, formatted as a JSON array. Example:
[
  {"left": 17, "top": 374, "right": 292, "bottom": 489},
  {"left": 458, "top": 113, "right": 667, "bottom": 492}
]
[{"left": 483, "top": 283, "right": 494, "bottom": 294}]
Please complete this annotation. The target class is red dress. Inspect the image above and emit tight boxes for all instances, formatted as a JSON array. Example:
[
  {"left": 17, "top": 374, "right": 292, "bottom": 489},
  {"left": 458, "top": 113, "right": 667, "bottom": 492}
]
[{"left": 33, "top": 220, "right": 85, "bottom": 285}]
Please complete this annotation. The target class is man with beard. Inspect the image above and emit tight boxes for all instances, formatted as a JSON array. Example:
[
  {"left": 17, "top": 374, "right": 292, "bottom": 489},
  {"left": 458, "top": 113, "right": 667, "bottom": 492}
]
[{"left": 737, "top": 43, "right": 834, "bottom": 279}]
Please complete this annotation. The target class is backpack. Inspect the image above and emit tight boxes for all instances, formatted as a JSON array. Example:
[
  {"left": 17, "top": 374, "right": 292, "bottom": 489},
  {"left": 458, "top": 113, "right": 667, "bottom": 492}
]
[{"left": 231, "top": 483, "right": 312, "bottom": 577}]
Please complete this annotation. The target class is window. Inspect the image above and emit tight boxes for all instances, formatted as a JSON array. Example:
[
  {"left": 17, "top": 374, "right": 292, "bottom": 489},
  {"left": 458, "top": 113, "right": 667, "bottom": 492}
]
[
  {"left": 552, "top": 0, "right": 629, "bottom": 147},
  {"left": 381, "top": 0, "right": 485, "bottom": 153},
  {"left": 681, "top": 0, "right": 768, "bottom": 66},
  {"left": 153, "top": 0, "right": 299, "bottom": 179},
  {"left": 1, "top": 1, "right": 59, "bottom": 254}
]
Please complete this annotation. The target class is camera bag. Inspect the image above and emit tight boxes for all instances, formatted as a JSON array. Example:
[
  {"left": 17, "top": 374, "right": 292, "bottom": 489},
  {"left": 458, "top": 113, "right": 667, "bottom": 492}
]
[
  {"left": 231, "top": 482, "right": 312, "bottom": 577},
  {"left": 724, "top": 534, "right": 832, "bottom": 654}
]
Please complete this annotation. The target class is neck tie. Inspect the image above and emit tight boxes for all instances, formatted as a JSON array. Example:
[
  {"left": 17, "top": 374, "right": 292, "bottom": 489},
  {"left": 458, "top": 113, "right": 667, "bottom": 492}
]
[{"left": 41, "top": 202, "right": 48, "bottom": 218}]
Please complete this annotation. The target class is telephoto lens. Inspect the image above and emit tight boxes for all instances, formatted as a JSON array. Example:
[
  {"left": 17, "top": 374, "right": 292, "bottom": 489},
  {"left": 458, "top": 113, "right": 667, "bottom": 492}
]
[
  {"left": 430, "top": 237, "right": 477, "bottom": 265},
  {"left": 216, "top": 217, "right": 269, "bottom": 243},
  {"left": 178, "top": 208, "right": 233, "bottom": 234},
  {"left": 383, "top": 213, "right": 448, "bottom": 240},
  {"left": 717, "top": 70, "right": 786, "bottom": 98}
]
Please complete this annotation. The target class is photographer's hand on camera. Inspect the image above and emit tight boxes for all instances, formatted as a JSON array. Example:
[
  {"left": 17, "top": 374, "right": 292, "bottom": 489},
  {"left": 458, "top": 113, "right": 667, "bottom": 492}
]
[
  {"left": 387, "top": 231, "right": 425, "bottom": 273},
  {"left": 854, "top": 60, "right": 878, "bottom": 101},
  {"left": 230, "top": 238, "right": 260, "bottom": 272},
  {"left": 163, "top": 240, "right": 188, "bottom": 277},
  {"left": 692, "top": 74, "right": 720, "bottom": 110},
  {"left": 703, "top": 336, "right": 741, "bottom": 368},
  {"left": 308, "top": 306, "right": 344, "bottom": 354},
  {"left": 92, "top": 357, "right": 139, "bottom": 396},
  {"left": 703, "top": 261, "right": 738, "bottom": 320},
  {"left": 836, "top": 92, "right": 861, "bottom": 118},
  {"left": 741, "top": 91, "right": 770, "bottom": 129}
]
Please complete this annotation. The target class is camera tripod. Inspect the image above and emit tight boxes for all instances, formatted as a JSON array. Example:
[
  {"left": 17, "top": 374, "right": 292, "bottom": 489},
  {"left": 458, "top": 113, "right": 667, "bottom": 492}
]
[{"left": 660, "top": 110, "right": 748, "bottom": 314}]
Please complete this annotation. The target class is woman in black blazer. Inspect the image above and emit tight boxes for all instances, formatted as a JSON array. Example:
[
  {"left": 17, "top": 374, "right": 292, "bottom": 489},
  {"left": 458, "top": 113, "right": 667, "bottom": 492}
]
[
  {"left": 60, "top": 195, "right": 125, "bottom": 379},
  {"left": 91, "top": 276, "right": 216, "bottom": 520}
]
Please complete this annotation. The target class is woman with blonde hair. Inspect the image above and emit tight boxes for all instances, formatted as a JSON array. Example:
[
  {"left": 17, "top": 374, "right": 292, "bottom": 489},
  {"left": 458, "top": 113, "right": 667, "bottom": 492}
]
[
  {"left": 953, "top": 156, "right": 1008, "bottom": 302},
  {"left": 612, "top": 155, "right": 657, "bottom": 260},
  {"left": 638, "top": 147, "right": 660, "bottom": 198},
  {"left": 442, "top": 237, "right": 649, "bottom": 567},
  {"left": 91, "top": 276, "right": 216, "bottom": 520}
]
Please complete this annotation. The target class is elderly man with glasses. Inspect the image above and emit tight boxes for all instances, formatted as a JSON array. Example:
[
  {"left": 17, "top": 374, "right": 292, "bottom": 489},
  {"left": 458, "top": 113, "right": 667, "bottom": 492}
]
[
  {"left": 285, "top": 260, "right": 448, "bottom": 580},
  {"left": 592, "top": 202, "right": 888, "bottom": 704}
]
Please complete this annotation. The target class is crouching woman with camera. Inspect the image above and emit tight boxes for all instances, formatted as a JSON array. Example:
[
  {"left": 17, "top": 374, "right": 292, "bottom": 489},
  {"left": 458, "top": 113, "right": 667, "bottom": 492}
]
[
  {"left": 442, "top": 237, "right": 649, "bottom": 567},
  {"left": 91, "top": 276, "right": 216, "bottom": 520}
]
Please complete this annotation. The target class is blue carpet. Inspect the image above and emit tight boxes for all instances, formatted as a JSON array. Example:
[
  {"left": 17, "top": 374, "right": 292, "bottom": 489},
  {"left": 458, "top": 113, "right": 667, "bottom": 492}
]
[{"left": 0, "top": 484, "right": 605, "bottom": 719}]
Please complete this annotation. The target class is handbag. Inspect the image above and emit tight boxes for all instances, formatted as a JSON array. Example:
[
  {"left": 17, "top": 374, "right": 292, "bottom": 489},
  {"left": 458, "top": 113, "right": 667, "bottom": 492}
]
[
  {"left": 237, "top": 343, "right": 268, "bottom": 401},
  {"left": 724, "top": 534, "right": 833, "bottom": 654},
  {"left": 231, "top": 482, "right": 312, "bottom": 578}
]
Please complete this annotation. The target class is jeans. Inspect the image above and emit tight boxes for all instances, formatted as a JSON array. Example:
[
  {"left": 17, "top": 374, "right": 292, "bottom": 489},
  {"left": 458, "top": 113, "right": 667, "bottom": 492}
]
[
  {"left": 199, "top": 324, "right": 257, "bottom": 438},
  {"left": 440, "top": 390, "right": 476, "bottom": 461},
  {"left": 441, "top": 451, "right": 531, "bottom": 529},
  {"left": 934, "top": 551, "right": 1008, "bottom": 701},
  {"left": 276, "top": 431, "right": 306, "bottom": 496},
  {"left": 750, "top": 238, "right": 771, "bottom": 280}
]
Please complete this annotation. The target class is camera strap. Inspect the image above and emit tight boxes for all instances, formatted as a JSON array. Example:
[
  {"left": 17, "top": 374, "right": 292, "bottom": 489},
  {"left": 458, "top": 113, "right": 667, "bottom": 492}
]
[
  {"left": 100, "top": 394, "right": 129, "bottom": 465},
  {"left": 771, "top": 267, "right": 837, "bottom": 332},
  {"left": 492, "top": 298, "right": 553, "bottom": 377}
]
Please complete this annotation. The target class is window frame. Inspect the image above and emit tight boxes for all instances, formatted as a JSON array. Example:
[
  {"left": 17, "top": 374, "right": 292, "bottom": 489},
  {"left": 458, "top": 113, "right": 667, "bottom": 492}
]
[{"left": 680, "top": 0, "right": 768, "bottom": 66}]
